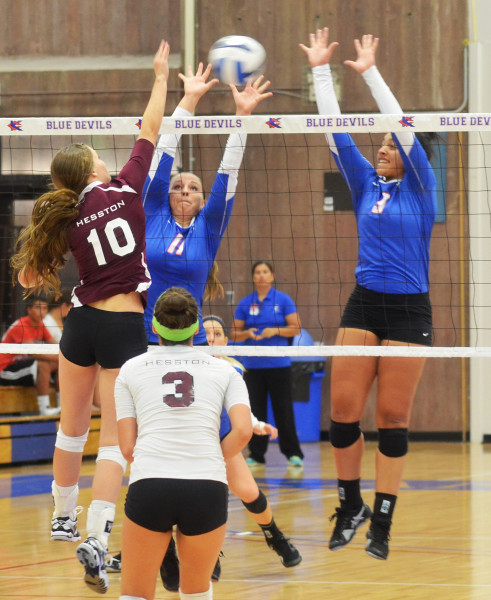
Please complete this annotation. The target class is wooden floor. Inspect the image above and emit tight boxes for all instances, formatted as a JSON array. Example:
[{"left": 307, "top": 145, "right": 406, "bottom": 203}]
[{"left": 1, "top": 441, "right": 491, "bottom": 599}]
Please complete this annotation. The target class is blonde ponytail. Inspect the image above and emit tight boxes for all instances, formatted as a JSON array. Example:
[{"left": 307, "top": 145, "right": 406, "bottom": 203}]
[
  {"left": 11, "top": 188, "right": 80, "bottom": 297},
  {"left": 204, "top": 260, "right": 225, "bottom": 302},
  {"left": 11, "top": 142, "right": 94, "bottom": 298}
]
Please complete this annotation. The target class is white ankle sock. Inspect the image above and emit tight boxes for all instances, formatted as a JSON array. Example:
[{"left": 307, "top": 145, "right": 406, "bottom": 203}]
[
  {"left": 52, "top": 482, "right": 79, "bottom": 517},
  {"left": 86, "top": 500, "right": 116, "bottom": 548},
  {"left": 37, "top": 394, "right": 50, "bottom": 411}
]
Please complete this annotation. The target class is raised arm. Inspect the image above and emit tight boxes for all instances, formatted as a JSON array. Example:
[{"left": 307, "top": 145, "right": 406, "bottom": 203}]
[
  {"left": 219, "top": 76, "right": 273, "bottom": 178},
  {"left": 145, "top": 64, "right": 219, "bottom": 208},
  {"left": 138, "top": 41, "right": 170, "bottom": 146},
  {"left": 178, "top": 62, "right": 219, "bottom": 113},
  {"left": 345, "top": 34, "right": 415, "bottom": 149},
  {"left": 299, "top": 28, "right": 341, "bottom": 117},
  {"left": 299, "top": 28, "right": 371, "bottom": 200},
  {"left": 153, "top": 63, "right": 219, "bottom": 159},
  {"left": 345, "top": 35, "right": 400, "bottom": 113},
  {"left": 203, "top": 76, "right": 273, "bottom": 235},
  {"left": 18, "top": 267, "right": 42, "bottom": 289}
]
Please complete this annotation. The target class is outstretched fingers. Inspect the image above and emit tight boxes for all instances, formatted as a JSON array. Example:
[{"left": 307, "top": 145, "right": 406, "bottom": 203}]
[
  {"left": 183, "top": 62, "right": 215, "bottom": 82},
  {"left": 230, "top": 75, "right": 273, "bottom": 115},
  {"left": 195, "top": 62, "right": 204, "bottom": 77},
  {"left": 178, "top": 62, "right": 219, "bottom": 95},
  {"left": 202, "top": 62, "right": 214, "bottom": 79},
  {"left": 252, "top": 74, "right": 265, "bottom": 88},
  {"left": 299, "top": 27, "right": 339, "bottom": 67},
  {"left": 251, "top": 74, "right": 272, "bottom": 95},
  {"left": 344, "top": 33, "right": 379, "bottom": 73},
  {"left": 313, "top": 27, "right": 330, "bottom": 48},
  {"left": 360, "top": 34, "right": 379, "bottom": 51}
]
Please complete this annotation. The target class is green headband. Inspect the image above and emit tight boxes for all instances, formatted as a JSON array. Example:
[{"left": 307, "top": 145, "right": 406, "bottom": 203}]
[{"left": 152, "top": 316, "right": 199, "bottom": 342}]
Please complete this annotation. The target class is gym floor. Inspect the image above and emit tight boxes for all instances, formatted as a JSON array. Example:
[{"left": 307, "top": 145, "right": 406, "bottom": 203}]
[{"left": 0, "top": 440, "right": 490, "bottom": 599}]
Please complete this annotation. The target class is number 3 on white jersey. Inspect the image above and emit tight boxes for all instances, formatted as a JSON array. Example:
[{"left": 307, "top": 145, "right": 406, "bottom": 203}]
[
  {"left": 371, "top": 192, "right": 391, "bottom": 215},
  {"left": 87, "top": 217, "right": 136, "bottom": 266}
]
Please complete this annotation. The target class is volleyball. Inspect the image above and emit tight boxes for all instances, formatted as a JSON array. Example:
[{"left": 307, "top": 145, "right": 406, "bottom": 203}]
[{"left": 208, "top": 35, "right": 266, "bottom": 85}]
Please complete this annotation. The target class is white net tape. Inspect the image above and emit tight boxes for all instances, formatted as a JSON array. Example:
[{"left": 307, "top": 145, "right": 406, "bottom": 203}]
[
  {"left": 2, "top": 343, "right": 491, "bottom": 358},
  {"left": 1, "top": 112, "right": 488, "bottom": 136}
]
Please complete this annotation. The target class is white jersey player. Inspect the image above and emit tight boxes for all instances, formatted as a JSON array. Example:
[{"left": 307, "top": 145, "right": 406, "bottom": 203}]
[{"left": 115, "top": 287, "right": 252, "bottom": 600}]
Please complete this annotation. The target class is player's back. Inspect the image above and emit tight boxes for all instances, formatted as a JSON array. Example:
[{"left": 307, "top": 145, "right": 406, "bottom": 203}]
[{"left": 115, "top": 345, "right": 249, "bottom": 485}]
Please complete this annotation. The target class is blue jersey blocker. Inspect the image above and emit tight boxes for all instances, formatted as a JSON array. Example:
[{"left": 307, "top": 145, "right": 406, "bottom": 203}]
[
  {"left": 332, "top": 132, "right": 437, "bottom": 295},
  {"left": 143, "top": 152, "right": 234, "bottom": 345}
]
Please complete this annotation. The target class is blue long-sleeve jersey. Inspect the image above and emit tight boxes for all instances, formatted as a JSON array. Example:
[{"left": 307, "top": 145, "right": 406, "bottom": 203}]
[
  {"left": 312, "top": 64, "right": 437, "bottom": 294},
  {"left": 142, "top": 111, "right": 245, "bottom": 344},
  {"left": 331, "top": 133, "right": 437, "bottom": 293}
]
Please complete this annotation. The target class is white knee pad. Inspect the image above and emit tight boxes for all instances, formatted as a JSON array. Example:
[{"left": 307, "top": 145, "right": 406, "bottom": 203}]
[
  {"left": 179, "top": 586, "right": 212, "bottom": 599},
  {"left": 96, "top": 445, "right": 128, "bottom": 472},
  {"left": 55, "top": 425, "right": 89, "bottom": 452},
  {"left": 119, "top": 596, "right": 147, "bottom": 600}
]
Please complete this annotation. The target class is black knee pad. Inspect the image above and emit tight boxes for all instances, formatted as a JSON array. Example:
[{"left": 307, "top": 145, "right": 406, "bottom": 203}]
[
  {"left": 378, "top": 428, "right": 408, "bottom": 458},
  {"left": 241, "top": 490, "right": 268, "bottom": 514},
  {"left": 329, "top": 420, "right": 362, "bottom": 449}
]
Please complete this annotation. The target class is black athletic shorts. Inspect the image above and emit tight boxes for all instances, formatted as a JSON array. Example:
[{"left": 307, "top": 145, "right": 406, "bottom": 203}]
[
  {"left": 124, "top": 478, "right": 228, "bottom": 535},
  {"left": 340, "top": 284, "right": 433, "bottom": 346},
  {"left": 0, "top": 359, "right": 36, "bottom": 386},
  {"left": 60, "top": 305, "right": 148, "bottom": 369}
]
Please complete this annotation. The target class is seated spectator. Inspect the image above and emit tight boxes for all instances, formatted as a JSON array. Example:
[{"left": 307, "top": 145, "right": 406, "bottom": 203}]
[
  {"left": 0, "top": 295, "right": 59, "bottom": 415},
  {"left": 43, "top": 288, "right": 73, "bottom": 343}
]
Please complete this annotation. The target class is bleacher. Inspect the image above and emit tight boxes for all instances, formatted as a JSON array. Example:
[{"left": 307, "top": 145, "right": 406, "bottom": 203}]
[{"left": 0, "top": 385, "right": 100, "bottom": 464}]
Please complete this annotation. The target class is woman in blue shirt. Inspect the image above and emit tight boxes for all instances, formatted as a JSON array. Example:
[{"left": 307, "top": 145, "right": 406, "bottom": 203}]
[
  {"left": 232, "top": 261, "right": 304, "bottom": 467},
  {"left": 301, "top": 29, "right": 438, "bottom": 560}
]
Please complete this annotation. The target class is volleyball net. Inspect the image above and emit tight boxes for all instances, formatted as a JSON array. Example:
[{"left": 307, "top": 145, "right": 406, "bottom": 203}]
[{"left": 0, "top": 112, "right": 488, "bottom": 362}]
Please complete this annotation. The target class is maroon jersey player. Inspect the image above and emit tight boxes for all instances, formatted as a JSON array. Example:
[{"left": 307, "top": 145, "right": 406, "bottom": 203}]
[
  {"left": 11, "top": 41, "right": 170, "bottom": 595},
  {"left": 68, "top": 140, "right": 152, "bottom": 307}
]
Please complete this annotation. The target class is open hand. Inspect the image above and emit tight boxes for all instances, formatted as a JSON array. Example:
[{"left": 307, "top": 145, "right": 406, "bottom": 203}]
[
  {"left": 344, "top": 34, "right": 379, "bottom": 74},
  {"left": 231, "top": 75, "right": 273, "bottom": 116},
  {"left": 178, "top": 62, "right": 219, "bottom": 101},
  {"left": 299, "top": 27, "right": 339, "bottom": 68}
]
